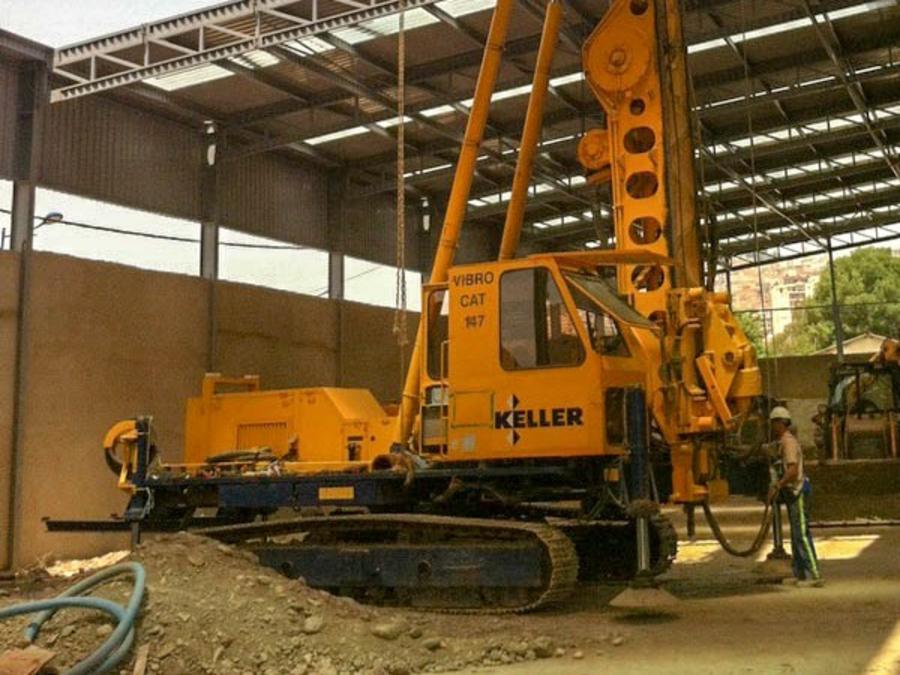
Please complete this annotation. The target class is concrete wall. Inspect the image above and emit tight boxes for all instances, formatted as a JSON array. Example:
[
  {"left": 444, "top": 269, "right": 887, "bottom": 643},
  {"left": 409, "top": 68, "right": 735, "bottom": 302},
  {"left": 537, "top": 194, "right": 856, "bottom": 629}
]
[
  {"left": 759, "top": 355, "right": 835, "bottom": 448},
  {"left": 1, "top": 252, "right": 419, "bottom": 568},
  {"left": 758, "top": 354, "right": 872, "bottom": 449},
  {"left": 13, "top": 253, "right": 209, "bottom": 564},
  {"left": 0, "top": 253, "right": 19, "bottom": 569},
  {"left": 340, "top": 302, "right": 418, "bottom": 404},
  {"left": 215, "top": 281, "right": 339, "bottom": 390}
]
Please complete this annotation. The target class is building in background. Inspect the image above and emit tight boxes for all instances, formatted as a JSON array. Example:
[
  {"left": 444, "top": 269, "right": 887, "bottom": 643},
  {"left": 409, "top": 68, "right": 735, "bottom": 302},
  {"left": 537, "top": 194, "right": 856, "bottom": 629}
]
[{"left": 814, "top": 332, "right": 888, "bottom": 356}]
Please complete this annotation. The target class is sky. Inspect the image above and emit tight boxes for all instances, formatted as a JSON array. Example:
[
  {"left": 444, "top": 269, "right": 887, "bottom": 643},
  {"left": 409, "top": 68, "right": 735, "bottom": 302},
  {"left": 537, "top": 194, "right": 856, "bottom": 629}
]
[
  {"left": 0, "top": 0, "right": 216, "bottom": 47},
  {"left": 0, "top": 1, "right": 421, "bottom": 310}
]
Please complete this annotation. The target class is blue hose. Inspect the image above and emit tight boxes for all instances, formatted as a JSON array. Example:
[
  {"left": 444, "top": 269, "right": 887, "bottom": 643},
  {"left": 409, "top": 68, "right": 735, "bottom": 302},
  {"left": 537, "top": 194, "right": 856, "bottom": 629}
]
[{"left": 0, "top": 562, "right": 145, "bottom": 674}]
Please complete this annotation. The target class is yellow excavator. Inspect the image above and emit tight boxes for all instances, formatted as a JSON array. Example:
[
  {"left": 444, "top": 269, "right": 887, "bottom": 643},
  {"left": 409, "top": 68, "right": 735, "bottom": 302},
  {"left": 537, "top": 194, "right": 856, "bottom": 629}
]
[{"left": 54, "top": 0, "right": 763, "bottom": 612}]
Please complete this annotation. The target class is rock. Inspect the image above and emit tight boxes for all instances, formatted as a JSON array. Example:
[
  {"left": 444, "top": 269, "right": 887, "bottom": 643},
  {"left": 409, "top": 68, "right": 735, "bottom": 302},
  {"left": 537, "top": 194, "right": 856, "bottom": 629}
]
[
  {"left": 187, "top": 554, "right": 204, "bottom": 567},
  {"left": 423, "top": 638, "right": 443, "bottom": 651},
  {"left": 96, "top": 624, "right": 114, "bottom": 638},
  {"left": 257, "top": 575, "right": 272, "bottom": 586},
  {"left": 532, "top": 636, "right": 555, "bottom": 659},
  {"left": 303, "top": 615, "right": 325, "bottom": 634},
  {"left": 60, "top": 625, "right": 76, "bottom": 638},
  {"left": 554, "top": 647, "right": 566, "bottom": 658},
  {"left": 573, "top": 650, "right": 584, "bottom": 659},
  {"left": 317, "top": 658, "right": 338, "bottom": 675},
  {"left": 408, "top": 626, "right": 423, "bottom": 639},
  {"left": 507, "top": 642, "right": 528, "bottom": 656},
  {"left": 371, "top": 622, "right": 406, "bottom": 641},
  {"left": 612, "top": 636, "right": 625, "bottom": 647},
  {"left": 157, "top": 642, "right": 176, "bottom": 660}
]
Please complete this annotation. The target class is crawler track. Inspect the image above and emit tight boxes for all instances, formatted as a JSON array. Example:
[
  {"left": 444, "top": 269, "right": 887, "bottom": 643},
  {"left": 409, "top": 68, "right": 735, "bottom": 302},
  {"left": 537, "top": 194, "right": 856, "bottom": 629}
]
[
  {"left": 202, "top": 514, "right": 578, "bottom": 613},
  {"left": 199, "top": 512, "right": 677, "bottom": 613}
]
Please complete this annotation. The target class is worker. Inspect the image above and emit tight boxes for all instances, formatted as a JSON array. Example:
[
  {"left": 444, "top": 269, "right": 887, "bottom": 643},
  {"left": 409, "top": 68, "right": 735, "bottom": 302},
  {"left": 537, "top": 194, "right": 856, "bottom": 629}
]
[{"left": 768, "top": 406, "right": 823, "bottom": 587}]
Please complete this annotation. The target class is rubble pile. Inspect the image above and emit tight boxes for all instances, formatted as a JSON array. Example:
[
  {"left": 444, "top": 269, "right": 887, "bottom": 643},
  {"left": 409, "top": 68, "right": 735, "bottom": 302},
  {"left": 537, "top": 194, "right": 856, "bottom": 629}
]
[{"left": 0, "top": 532, "right": 615, "bottom": 674}]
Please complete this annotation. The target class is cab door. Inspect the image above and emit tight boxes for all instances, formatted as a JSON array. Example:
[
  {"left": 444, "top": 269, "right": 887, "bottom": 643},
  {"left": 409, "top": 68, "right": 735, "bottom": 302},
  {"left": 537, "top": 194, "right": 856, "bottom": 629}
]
[{"left": 444, "top": 262, "right": 603, "bottom": 461}]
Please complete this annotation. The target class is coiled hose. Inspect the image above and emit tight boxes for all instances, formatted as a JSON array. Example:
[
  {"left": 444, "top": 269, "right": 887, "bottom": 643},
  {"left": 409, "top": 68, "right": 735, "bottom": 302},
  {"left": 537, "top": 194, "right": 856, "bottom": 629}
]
[
  {"left": 0, "top": 562, "right": 145, "bottom": 674},
  {"left": 702, "top": 496, "right": 774, "bottom": 557}
]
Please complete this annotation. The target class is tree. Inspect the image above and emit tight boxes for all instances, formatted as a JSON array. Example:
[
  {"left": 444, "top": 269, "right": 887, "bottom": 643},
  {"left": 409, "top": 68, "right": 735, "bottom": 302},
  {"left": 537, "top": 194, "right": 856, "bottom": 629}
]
[
  {"left": 777, "top": 248, "right": 900, "bottom": 354},
  {"left": 736, "top": 311, "right": 767, "bottom": 356}
]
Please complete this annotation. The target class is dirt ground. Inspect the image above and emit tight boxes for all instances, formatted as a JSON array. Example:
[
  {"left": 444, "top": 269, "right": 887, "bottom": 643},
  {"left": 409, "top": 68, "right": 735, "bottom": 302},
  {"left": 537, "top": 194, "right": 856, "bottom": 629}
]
[
  {"left": 2, "top": 497, "right": 898, "bottom": 675},
  {"left": 477, "top": 499, "right": 900, "bottom": 675}
]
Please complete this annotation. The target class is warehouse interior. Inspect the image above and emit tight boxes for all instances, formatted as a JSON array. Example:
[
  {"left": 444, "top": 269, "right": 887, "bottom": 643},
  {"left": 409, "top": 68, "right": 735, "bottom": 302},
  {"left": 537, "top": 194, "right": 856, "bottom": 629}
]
[{"left": 1, "top": 0, "right": 899, "bottom": 673}]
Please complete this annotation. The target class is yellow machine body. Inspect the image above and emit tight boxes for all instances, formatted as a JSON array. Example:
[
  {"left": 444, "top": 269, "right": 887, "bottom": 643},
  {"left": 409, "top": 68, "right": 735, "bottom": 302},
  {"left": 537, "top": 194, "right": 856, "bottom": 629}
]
[
  {"left": 417, "top": 252, "right": 661, "bottom": 462},
  {"left": 182, "top": 374, "right": 395, "bottom": 471},
  {"left": 107, "top": 0, "right": 762, "bottom": 508}
]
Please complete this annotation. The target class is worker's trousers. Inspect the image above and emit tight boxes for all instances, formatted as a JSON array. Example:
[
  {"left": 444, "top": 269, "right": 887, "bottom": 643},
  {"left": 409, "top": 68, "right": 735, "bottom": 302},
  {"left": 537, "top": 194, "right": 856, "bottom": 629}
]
[{"left": 785, "top": 489, "right": 821, "bottom": 581}]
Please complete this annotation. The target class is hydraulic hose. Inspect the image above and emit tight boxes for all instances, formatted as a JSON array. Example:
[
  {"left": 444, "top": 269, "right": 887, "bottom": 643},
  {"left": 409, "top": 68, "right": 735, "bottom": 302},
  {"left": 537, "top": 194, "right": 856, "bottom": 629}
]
[
  {"left": 0, "top": 562, "right": 145, "bottom": 674},
  {"left": 701, "top": 496, "right": 774, "bottom": 558}
]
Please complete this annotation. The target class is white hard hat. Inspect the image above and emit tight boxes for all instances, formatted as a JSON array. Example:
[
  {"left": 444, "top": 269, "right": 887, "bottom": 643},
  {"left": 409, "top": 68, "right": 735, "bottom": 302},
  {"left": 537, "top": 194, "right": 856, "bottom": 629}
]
[{"left": 769, "top": 405, "right": 791, "bottom": 422}]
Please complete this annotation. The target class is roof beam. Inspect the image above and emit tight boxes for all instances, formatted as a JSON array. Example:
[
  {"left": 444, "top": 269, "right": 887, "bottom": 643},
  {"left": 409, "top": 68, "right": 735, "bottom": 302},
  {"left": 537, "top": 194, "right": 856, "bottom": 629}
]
[
  {"left": 50, "top": 0, "right": 449, "bottom": 102},
  {"left": 801, "top": 0, "right": 900, "bottom": 179}
]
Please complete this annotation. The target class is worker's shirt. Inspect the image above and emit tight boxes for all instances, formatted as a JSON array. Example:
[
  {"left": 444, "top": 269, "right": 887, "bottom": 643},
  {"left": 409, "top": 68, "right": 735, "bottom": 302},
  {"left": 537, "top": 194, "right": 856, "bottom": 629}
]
[{"left": 779, "top": 430, "right": 804, "bottom": 495}]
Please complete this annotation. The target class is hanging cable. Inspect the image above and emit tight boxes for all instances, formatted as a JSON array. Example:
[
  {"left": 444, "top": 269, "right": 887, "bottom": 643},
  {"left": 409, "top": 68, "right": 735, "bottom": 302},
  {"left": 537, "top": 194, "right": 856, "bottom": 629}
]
[
  {"left": 737, "top": 0, "right": 777, "bottom": 401},
  {"left": 393, "top": 0, "right": 410, "bottom": 436}
]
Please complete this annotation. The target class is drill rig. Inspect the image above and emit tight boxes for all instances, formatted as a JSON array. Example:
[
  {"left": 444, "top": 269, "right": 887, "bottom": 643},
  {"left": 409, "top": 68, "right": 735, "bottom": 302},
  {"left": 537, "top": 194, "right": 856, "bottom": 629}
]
[{"left": 51, "top": 0, "right": 761, "bottom": 612}]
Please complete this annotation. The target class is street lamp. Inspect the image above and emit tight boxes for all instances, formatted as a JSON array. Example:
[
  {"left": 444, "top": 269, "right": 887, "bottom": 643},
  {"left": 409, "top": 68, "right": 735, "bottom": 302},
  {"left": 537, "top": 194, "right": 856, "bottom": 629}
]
[{"left": 33, "top": 211, "right": 64, "bottom": 231}]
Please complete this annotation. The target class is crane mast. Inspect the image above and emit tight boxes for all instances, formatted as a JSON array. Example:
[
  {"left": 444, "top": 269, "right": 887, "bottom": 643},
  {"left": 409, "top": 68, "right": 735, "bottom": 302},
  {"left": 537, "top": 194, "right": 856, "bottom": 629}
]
[{"left": 580, "top": 0, "right": 761, "bottom": 502}]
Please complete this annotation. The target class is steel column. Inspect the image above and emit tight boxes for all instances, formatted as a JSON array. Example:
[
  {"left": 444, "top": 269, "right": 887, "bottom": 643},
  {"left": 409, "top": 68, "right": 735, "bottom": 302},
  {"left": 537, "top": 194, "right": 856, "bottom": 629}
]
[
  {"left": 328, "top": 251, "right": 345, "bottom": 301},
  {"left": 5, "top": 62, "right": 47, "bottom": 570},
  {"left": 827, "top": 239, "right": 845, "bottom": 363},
  {"left": 9, "top": 182, "right": 36, "bottom": 252},
  {"left": 200, "top": 125, "right": 220, "bottom": 372}
]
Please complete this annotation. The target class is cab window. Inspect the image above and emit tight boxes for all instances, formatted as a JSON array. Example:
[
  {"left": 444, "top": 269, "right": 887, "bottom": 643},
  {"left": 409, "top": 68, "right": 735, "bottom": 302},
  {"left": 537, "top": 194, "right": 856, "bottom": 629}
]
[
  {"left": 426, "top": 289, "right": 450, "bottom": 380},
  {"left": 500, "top": 268, "right": 585, "bottom": 370},
  {"left": 569, "top": 285, "right": 630, "bottom": 357}
]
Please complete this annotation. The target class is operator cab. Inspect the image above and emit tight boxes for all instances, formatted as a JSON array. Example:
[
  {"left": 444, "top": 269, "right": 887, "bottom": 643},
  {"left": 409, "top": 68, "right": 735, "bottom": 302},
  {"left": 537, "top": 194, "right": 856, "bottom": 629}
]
[{"left": 419, "top": 253, "right": 661, "bottom": 462}]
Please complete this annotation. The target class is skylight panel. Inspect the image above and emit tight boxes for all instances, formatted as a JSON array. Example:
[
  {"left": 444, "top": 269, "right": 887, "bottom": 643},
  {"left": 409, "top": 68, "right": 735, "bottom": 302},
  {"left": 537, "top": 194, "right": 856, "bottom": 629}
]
[
  {"left": 436, "top": 0, "right": 496, "bottom": 18},
  {"left": 330, "top": 25, "right": 374, "bottom": 45},
  {"left": 686, "top": 0, "right": 893, "bottom": 55},
  {"left": 421, "top": 104, "right": 456, "bottom": 117},
  {"left": 229, "top": 50, "right": 279, "bottom": 69},
  {"left": 305, "top": 126, "right": 368, "bottom": 145},
  {"left": 377, "top": 115, "right": 414, "bottom": 129},
  {"left": 360, "top": 8, "right": 439, "bottom": 37},
  {"left": 145, "top": 64, "right": 232, "bottom": 91},
  {"left": 549, "top": 72, "right": 584, "bottom": 87},
  {"left": 404, "top": 162, "right": 453, "bottom": 179},
  {"left": 492, "top": 84, "right": 534, "bottom": 102},
  {"left": 282, "top": 35, "right": 333, "bottom": 56}
]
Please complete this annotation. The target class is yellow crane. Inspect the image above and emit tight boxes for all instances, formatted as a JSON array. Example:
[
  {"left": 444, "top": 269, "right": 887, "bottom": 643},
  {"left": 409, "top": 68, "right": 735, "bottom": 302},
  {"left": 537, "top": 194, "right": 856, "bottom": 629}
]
[{"left": 77, "top": 0, "right": 762, "bottom": 612}]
